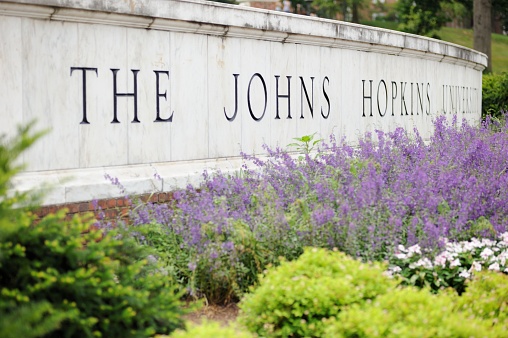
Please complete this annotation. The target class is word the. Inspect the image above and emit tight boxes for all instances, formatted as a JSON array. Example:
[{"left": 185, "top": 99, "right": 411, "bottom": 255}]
[{"left": 70, "top": 67, "right": 173, "bottom": 124}]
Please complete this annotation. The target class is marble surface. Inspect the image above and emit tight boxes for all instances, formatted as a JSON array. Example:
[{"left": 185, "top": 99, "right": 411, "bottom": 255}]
[
  {"left": 0, "top": 16, "right": 23, "bottom": 146},
  {"left": 0, "top": 0, "right": 486, "bottom": 205}
]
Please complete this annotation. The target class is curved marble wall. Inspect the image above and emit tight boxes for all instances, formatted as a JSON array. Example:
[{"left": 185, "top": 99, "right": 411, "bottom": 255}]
[{"left": 0, "top": 0, "right": 487, "bottom": 204}]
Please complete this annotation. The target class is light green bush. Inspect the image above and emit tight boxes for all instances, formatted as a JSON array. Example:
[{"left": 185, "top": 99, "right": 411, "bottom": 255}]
[
  {"left": 164, "top": 320, "right": 254, "bottom": 338},
  {"left": 324, "top": 287, "right": 500, "bottom": 338},
  {"left": 238, "top": 247, "right": 396, "bottom": 337},
  {"left": 452, "top": 271, "right": 508, "bottom": 332}
]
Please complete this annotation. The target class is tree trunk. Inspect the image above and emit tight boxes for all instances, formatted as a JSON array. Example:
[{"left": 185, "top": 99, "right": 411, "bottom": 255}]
[
  {"left": 352, "top": 1, "right": 359, "bottom": 23},
  {"left": 474, "top": 0, "right": 492, "bottom": 72},
  {"left": 341, "top": 0, "right": 348, "bottom": 21}
]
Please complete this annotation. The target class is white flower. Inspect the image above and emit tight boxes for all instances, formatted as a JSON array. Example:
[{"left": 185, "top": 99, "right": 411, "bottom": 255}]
[
  {"left": 499, "top": 232, "right": 508, "bottom": 246},
  {"left": 434, "top": 254, "right": 447, "bottom": 267},
  {"left": 449, "top": 258, "right": 461, "bottom": 268},
  {"left": 407, "top": 244, "right": 421, "bottom": 257},
  {"left": 497, "top": 250, "right": 508, "bottom": 265},
  {"left": 446, "top": 242, "right": 463, "bottom": 254},
  {"left": 481, "top": 238, "right": 495, "bottom": 247},
  {"left": 383, "top": 270, "right": 394, "bottom": 278},
  {"left": 480, "top": 248, "right": 494, "bottom": 260},
  {"left": 397, "top": 244, "right": 407, "bottom": 252},
  {"left": 462, "top": 241, "right": 475, "bottom": 252},
  {"left": 414, "top": 258, "right": 433, "bottom": 269},
  {"left": 395, "top": 253, "right": 407, "bottom": 260},
  {"left": 458, "top": 270, "right": 471, "bottom": 279},
  {"left": 470, "top": 261, "right": 482, "bottom": 272},
  {"left": 469, "top": 238, "right": 484, "bottom": 249},
  {"left": 488, "top": 262, "right": 500, "bottom": 271},
  {"left": 389, "top": 266, "right": 402, "bottom": 273}
]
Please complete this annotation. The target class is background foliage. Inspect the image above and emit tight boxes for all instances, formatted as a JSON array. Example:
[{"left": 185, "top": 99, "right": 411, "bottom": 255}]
[{"left": 482, "top": 72, "right": 508, "bottom": 119}]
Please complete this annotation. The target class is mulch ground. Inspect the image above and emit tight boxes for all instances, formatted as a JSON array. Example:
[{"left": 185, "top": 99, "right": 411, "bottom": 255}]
[{"left": 183, "top": 302, "right": 240, "bottom": 327}]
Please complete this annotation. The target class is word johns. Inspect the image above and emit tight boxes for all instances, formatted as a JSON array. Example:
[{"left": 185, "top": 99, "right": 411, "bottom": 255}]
[
  {"left": 70, "top": 67, "right": 173, "bottom": 124},
  {"left": 224, "top": 73, "right": 331, "bottom": 122},
  {"left": 362, "top": 80, "right": 431, "bottom": 117}
]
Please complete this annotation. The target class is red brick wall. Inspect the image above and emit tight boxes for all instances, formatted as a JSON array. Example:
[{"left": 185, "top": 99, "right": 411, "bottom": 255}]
[{"left": 34, "top": 192, "right": 174, "bottom": 224}]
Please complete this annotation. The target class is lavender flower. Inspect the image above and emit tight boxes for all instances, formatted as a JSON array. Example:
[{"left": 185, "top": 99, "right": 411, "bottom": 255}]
[{"left": 116, "top": 115, "right": 508, "bottom": 301}]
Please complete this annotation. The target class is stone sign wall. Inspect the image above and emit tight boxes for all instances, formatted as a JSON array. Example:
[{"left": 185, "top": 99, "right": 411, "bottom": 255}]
[{"left": 0, "top": 0, "right": 487, "bottom": 205}]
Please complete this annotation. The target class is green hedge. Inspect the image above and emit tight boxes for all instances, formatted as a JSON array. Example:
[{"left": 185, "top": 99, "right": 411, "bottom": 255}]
[{"left": 483, "top": 72, "right": 508, "bottom": 119}]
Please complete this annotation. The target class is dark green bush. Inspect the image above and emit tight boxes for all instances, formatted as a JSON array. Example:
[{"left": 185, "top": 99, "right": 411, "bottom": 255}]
[
  {"left": 324, "top": 287, "right": 500, "bottom": 338},
  {"left": 0, "top": 126, "right": 186, "bottom": 337},
  {"left": 0, "top": 301, "right": 70, "bottom": 338},
  {"left": 483, "top": 72, "right": 508, "bottom": 119},
  {"left": 0, "top": 125, "right": 64, "bottom": 338},
  {"left": 238, "top": 247, "right": 397, "bottom": 337}
]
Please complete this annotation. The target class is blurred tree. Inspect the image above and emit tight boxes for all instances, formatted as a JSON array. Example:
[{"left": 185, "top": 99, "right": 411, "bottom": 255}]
[
  {"left": 311, "top": 0, "right": 365, "bottom": 22},
  {"left": 396, "top": 0, "right": 449, "bottom": 37},
  {"left": 466, "top": 0, "right": 508, "bottom": 72},
  {"left": 290, "top": 0, "right": 312, "bottom": 14},
  {"left": 351, "top": 0, "right": 366, "bottom": 23},
  {"left": 495, "top": 0, "right": 508, "bottom": 30},
  {"left": 396, "top": 0, "right": 507, "bottom": 72},
  {"left": 312, "top": 0, "right": 342, "bottom": 19},
  {"left": 441, "top": 1, "right": 471, "bottom": 27}
]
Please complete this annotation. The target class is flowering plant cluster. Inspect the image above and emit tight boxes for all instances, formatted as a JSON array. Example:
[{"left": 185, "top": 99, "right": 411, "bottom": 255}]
[
  {"left": 98, "top": 115, "right": 508, "bottom": 303},
  {"left": 388, "top": 231, "right": 508, "bottom": 294}
]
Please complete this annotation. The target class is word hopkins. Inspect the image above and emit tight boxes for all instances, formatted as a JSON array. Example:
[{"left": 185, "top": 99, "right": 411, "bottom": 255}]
[{"left": 362, "top": 79, "right": 431, "bottom": 117}]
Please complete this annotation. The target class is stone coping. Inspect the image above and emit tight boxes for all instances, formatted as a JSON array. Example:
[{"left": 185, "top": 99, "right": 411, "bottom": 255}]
[
  {"left": 1, "top": 0, "right": 487, "bottom": 70},
  {"left": 12, "top": 156, "right": 246, "bottom": 206}
]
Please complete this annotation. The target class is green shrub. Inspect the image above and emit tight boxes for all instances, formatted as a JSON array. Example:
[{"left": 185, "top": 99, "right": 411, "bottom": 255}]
[
  {"left": 0, "top": 301, "right": 70, "bottom": 338},
  {"left": 0, "top": 126, "right": 186, "bottom": 337},
  {"left": 324, "top": 287, "right": 500, "bottom": 338},
  {"left": 452, "top": 271, "right": 508, "bottom": 332},
  {"left": 124, "top": 218, "right": 268, "bottom": 304},
  {"left": 483, "top": 72, "right": 508, "bottom": 119},
  {"left": 163, "top": 320, "right": 254, "bottom": 338},
  {"left": 0, "top": 125, "right": 66, "bottom": 338},
  {"left": 1, "top": 212, "right": 186, "bottom": 337},
  {"left": 238, "top": 247, "right": 396, "bottom": 337}
]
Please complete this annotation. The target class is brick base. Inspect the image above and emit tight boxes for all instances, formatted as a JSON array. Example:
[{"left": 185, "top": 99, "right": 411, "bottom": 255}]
[{"left": 33, "top": 192, "right": 174, "bottom": 224}]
